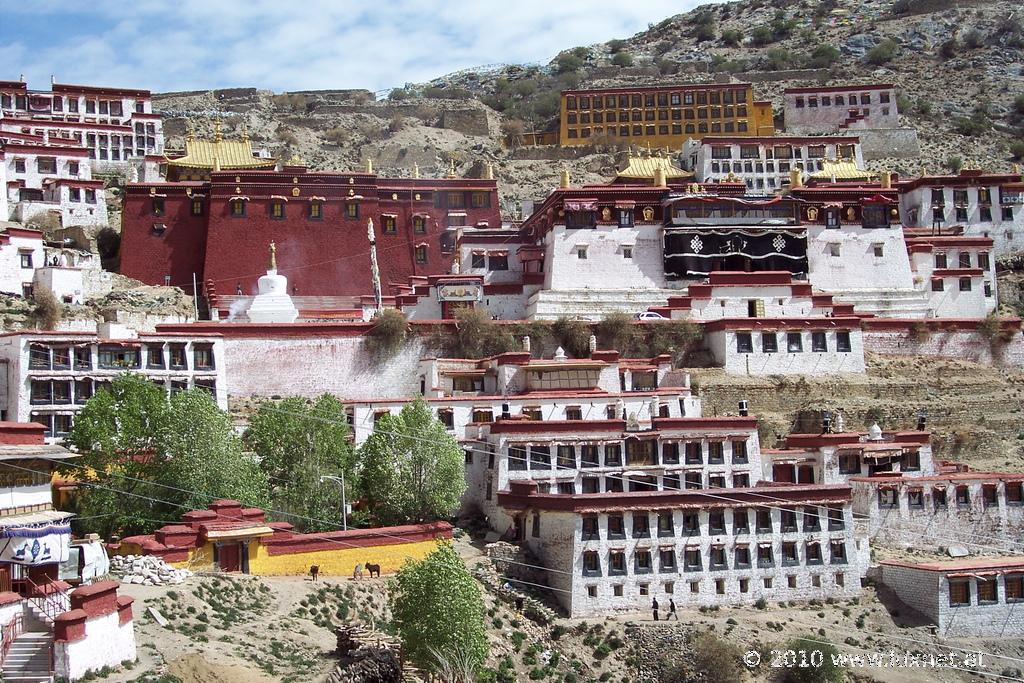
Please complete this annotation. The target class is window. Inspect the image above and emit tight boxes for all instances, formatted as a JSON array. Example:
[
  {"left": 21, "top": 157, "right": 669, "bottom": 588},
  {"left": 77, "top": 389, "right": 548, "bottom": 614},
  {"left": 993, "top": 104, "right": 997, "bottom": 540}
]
[
  {"left": 684, "top": 472, "right": 702, "bottom": 490},
  {"left": 901, "top": 450, "right": 921, "bottom": 472},
  {"left": 736, "top": 332, "right": 753, "bottom": 354},
  {"left": 829, "top": 243, "right": 841, "bottom": 257},
  {"left": 828, "top": 507, "right": 845, "bottom": 531},
  {"left": 582, "top": 551, "right": 601, "bottom": 576},
  {"left": 782, "top": 542, "right": 799, "bottom": 567},
  {"left": 470, "top": 252, "right": 485, "bottom": 269},
  {"left": 471, "top": 408, "right": 493, "bottom": 423},
  {"left": 415, "top": 246, "right": 427, "bottom": 264},
  {"left": 604, "top": 444, "right": 622, "bottom": 466},
  {"left": 726, "top": 547, "right": 749, "bottom": 572},
  {"left": 609, "top": 552, "right": 626, "bottom": 576},
  {"left": 413, "top": 216, "right": 426, "bottom": 233},
  {"left": 346, "top": 203, "right": 359, "bottom": 219},
  {"left": 682, "top": 512, "right": 699, "bottom": 535},
  {"left": 959, "top": 278, "right": 972, "bottom": 292},
  {"left": 830, "top": 541, "right": 847, "bottom": 564},
  {"left": 762, "top": 333, "right": 778, "bottom": 353},
  {"left": 683, "top": 548, "right": 702, "bottom": 571},
  {"left": 73, "top": 347, "right": 91, "bottom": 370},
  {"left": 632, "top": 513, "right": 650, "bottom": 538},
  {"left": 230, "top": 199, "right": 246, "bottom": 217},
  {"left": 756, "top": 510, "right": 773, "bottom": 534},
  {"left": 787, "top": 332, "right": 803, "bottom": 353},
  {"left": 803, "top": 507, "right": 820, "bottom": 532},
  {"left": 1007, "top": 483, "right": 1023, "bottom": 506},
  {"left": 437, "top": 409, "right": 454, "bottom": 430},
  {"left": 949, "top": 579, "right": 970, "bottom": 606},
  {"left": 577, "top": 247, "right": 587, "bottom": 260},
  {"left": 98, "top": 346, "right": 140, "bottom": 369},
  {"left": 531, "top": 515, "right": 540, "bottom": 537},
  {"left": 780, "top": 509, "right": 798, "bottom": 533},
  {"left": 382, "top": 216, "right": 397, "bottom": 234},
  {"left": 587, "top": 585, "right": 597, "bottom": 598},
  {"left": 635, "top": 550, "right": 652, "bottom": 574},
  {"left": 557, "top": 444, "right": 576, "bottom": 469},
  {"left": 581, "top": 445, "right": 599, "bottom": 468},
  {"left": 660, "top": 549, "right": 677, "bottom": 572},
  {"left": 193, "top": 344, "right": 215, "bottom": 370},
  {"left": 838, "top": 453, "right": 859, "bottom": 475},
  {"left": 932, "top": 279, "right": 945, "bottom": 292},
  {"left": 731, "top": 440, "right": 748, "bottom": 464},
  {"left": 146, "top": 344, "right": 165, "bottom": 369},
  {"left": 30, "top": 380, "right": 53, "bottom": 404},
  {"left": 622, "top": 247, "right": 632, "bottom": 260},
  {"left": 811, "top": 332, "right": 827, "bottom": 353},
  {"left": 1006, "top": 575, "right": 1024, "bottom": 602},
  {"left": 683, "top": 442, "right": 702, "bottom": 465},
  {"left": 873, "top": 244, "right": 884, "bottom": 258},
  {"left": 708, "top": 510, "right": 725, "bottom": 534},
  {"left": 74, "top": 379, "right": 94, "bottom": 404},
  {"left": 836, "top": 331, "right": 851, "bottom": 353},
  {"left": 308, "top": 201, "right": 323, "bottom": 219},
  {"left": 908, "top": 489, "right": 924, "bottom": 509},
  {"left": 608, "top": 515, "right": 625, "bottom": 539},
  {"left": 806, "top": 542, "right": 823, "bottom": 565},
  {"left": 983, "top": 484, "right": 998, "bottom": 508},
  {"left": 708, "top": 442, "right": 724, "bottom": 465},
  {"left": 878, "top": 488, "right": 897, "bottom": 509},
  {"left": 19, "top": 252, "right": 33, "bottom": 269},
  {"left": 488, "top": 253, "right": 508, "bottom": 270},
  {"left": 733, "top": 509, "right": 749, "bottom": 533},
  {"left": 757, "top": 544, "right": 774, "bottom": 568}
]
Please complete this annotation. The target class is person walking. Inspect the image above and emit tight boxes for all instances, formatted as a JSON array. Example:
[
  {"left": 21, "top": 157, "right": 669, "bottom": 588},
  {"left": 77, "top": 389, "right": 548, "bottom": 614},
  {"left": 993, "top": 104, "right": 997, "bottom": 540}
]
[
  {"left": 652, "top": 597, "right": 660, "bottom": 621},
  {"left": 667, "top": 598, "right": 678, "bottom": 621}
]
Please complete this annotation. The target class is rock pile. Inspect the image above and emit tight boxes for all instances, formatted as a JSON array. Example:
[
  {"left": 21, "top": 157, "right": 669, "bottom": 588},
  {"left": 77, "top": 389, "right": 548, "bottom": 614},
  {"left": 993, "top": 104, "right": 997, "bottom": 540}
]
[{"left": 109, "top": 554, "right": 192, "bottom": 586}]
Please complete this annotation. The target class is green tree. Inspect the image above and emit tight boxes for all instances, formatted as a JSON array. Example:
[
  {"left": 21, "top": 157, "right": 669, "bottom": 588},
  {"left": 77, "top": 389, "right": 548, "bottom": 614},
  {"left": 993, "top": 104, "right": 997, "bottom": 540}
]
[
  {"left": 66, "top": 374, "right": 270, "bottom": 537},
  {"left": 65, "top": 374, "right": 171, "bottom": 537},
  {"left": 358, "top": 399, "right": 466, "bottom": 525},
  {"left": 805, "top": 44, "right": 840, "bottom": 68},
  {"left": 390, "top": 542, "right": 488, "bottom": 672},
  {"left": 159, "top": 390, "right": 269, "bottom": 513},
  {"left": 865, "top": 38, "right": 899, "bottom": 65},
  {"left": 720, "top": 29, "right": 743, "bottom": 47},
  {"left": 245, "top": 394, "right": 355, "bottom": 531},
  {"left": 611, "top": 52, "right": 634, "bottom": 67}
]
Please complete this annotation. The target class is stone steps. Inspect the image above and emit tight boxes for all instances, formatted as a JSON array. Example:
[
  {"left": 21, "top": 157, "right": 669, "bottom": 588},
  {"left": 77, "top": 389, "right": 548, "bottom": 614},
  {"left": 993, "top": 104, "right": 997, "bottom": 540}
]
[
  {"left": 526, "top": 289, "right": 675, "bottom": 320},
  {"left": 2, "top": 631, "right": 53, "bottom": 683},
  {"left": 828, "top": 288, "right": 932, "bottom": 318}
]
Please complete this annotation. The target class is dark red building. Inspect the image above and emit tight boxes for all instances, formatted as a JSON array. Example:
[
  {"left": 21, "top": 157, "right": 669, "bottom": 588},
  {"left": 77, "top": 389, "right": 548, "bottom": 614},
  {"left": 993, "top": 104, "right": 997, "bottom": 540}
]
[{"left": 120, "top": 163, "right": 501, "bottom": 298}]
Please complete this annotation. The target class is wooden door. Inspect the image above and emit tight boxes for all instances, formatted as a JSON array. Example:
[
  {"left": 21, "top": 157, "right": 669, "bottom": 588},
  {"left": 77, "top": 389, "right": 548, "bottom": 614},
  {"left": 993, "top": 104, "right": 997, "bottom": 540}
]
[{"left": 218, "top": 543, "right": 241, "bottom": 572}]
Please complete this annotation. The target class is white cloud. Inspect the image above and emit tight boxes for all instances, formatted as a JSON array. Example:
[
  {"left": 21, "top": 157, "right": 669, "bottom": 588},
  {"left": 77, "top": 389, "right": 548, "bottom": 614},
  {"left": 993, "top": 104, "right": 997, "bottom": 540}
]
[{"left": 1, "top": 0, "right": 718, "bottom": 92}]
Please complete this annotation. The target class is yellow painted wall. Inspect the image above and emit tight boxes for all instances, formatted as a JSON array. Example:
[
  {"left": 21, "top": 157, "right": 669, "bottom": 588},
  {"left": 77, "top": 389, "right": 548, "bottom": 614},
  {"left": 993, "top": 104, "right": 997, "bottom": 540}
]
[
  {"left": 249, "top": 538, "right": 442, "bottom": 577},
  {"left": 124, "top": 538, "right": 444, "bottom": 577}
]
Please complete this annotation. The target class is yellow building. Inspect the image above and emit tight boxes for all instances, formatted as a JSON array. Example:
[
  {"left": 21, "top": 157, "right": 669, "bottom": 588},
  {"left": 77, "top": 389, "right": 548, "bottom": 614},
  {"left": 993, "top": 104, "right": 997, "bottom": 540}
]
[
  {"left": 559, "top": 83, "right": 775, "bottom": 148},
  {"left": 164, "top": 121, "right": 275, "bottom": 181}
]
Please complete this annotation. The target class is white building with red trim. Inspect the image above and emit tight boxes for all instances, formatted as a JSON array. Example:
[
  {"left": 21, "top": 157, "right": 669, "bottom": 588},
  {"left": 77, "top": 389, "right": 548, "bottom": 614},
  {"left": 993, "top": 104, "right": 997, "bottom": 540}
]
[
  {"left": 1, "top": 139, "right": 107, "bottom": 227},
  {"left": 879, "top": 557, "right": 1024, "bottom": 636},
  {"left": 0, "top": 323, "right": 226, "bottom": 441},
  {"left": 783, "top": 84, "right": 899, "bottom": 134},
  {"left": 0, "top": 421, "right": 136, "bottom": 681}
]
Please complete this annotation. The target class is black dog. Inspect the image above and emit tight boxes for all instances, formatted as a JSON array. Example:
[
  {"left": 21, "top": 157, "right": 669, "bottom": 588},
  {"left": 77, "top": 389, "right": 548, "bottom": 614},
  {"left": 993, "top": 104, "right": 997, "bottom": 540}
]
[
  {"left": 310, "top": 565, "right": 320, "bottom": 581},
  {"left": 366, "top": 563, "right": 381, "bottom": 578}
]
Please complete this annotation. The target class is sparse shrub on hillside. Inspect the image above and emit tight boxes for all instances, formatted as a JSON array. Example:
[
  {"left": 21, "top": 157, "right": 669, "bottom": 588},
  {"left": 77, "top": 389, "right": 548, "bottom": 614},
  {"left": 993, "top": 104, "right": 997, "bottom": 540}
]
[
  {"left": 365, "top": 309, "right": 409, "bottom": 358},
  {"left": 552, "top": 317, "right": 591, "bottom": 358},
  {"left": 689, "top": 632, "right": 744, "bottom": 683},
  {"left": 275, "top": 128, "right": 298, "bottom": 146},
  {"left": 322, "top": 127, "right": 347, "bottom": 145},
  {"left": 962, "top": 29, "right": 985, "bottom": 49},
  {"left": 750, "top": 25, "right": 776, "bottom": 46},
  {"left": 656, "top": 58, "right": 678, "bottom": 75},
  {"left": 607, "top": 39, "right": 627, "bottom": 54},
  {"left": 556, "top": 54, "right": 584, "bottom": 74},
  {"left": 693, "top": 23, "right": 716, "bottom": 43},
  {"left": 865, "top": 38, "right": 899, "bottom": 65},
  {"left": 449, "top": 307, "right": 513, "bottom": 358},
  {"left": 780, "top": 637, "right": 843, "bottom": 683},
  {"left": 611, "top": 52, "right": 634, "bottom": 67},
  {"left": 31, "top": 289, "right": 62, "bottom": 330},
  {"left": 501, "top": 119, "right": 526, "bottom": 147},
  {"left": 388, "top": 88, "right": 411, "bottom": 101},
  {"left": 804, "top": 44, "right": 840, "bottom": 68},
  {"left": 1010, "top": 140, "right": 1024, "bottom": 161},
  {"left": 938, "top": 38, "right": 958, "bottom": 60},
  {"left": 954, "top": 106, "right": 991, "bottom": 137},
  {"left": 388, "top": 113, "right": 406, "bottom": 133},
  {"left": 764, "top": 48, "right": 799, "bottom": 71},
  {"left": 915, "top": 99, "right": 933, "bottom": 118},
  {"left": 270, "top": 93, "right": 308, "bottom": 111},
  {"left": 720, "top": 29, "right": 742, "bottom": 47},
  {"left": 945, "top": 156, "right": 963, "bottom": 173}
]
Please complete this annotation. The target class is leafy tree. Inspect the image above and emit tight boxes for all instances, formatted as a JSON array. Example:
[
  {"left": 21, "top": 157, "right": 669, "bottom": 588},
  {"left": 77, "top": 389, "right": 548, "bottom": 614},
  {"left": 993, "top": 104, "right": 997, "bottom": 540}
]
[
  {"left": 692, "top": 23, "right": 716, "bottom": 43},
  {"left": 159, "top": 389, "right": 269, "bottom": 513},
  {"left": 358, "top": 399, "right": 466, "bottom": 525},
  {"left": 555, "top": 54, "right": 584, "bottom": 74},
  {"left": 390, "top": 542, "right": 488, "bottom": 672},
  {"left": 750, "top": 25, "right": 775, "bottom": 46},
  {"left": 666, "top": 632, "right": 743, "bottom": 683},
  {"left": 765, "top": 48, "right": 799, "bottom": 71},
  {"left": 66, "top": 374, "right": 269, "bottom": 537},
  {"left": 780, "top": 637, "right": 843, "bottom": 683},
  {"left": 607, "top": 39, "right": 627, "bottom": 53},
  {"left": 551, "top": 316, "right": 592, "bottom": 357},
  {"left": 245, "top": 394, "right": 355, "bottom": 532},
  {"left": 720, "top": 29, "right": 743, "bottom": 47}
]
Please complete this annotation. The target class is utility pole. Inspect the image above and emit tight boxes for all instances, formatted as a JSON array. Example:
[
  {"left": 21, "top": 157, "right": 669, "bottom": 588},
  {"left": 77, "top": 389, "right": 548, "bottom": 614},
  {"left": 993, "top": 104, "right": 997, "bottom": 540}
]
[{"left": 319, "top": 474, "right": 348, "bottom": 530}]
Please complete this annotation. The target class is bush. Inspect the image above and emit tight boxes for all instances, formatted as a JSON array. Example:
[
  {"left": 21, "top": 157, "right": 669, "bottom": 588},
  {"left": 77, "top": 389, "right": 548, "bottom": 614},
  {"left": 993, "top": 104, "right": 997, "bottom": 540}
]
[
  {"left": 552, "top": 317, "right": 592, "bottom": 358},
  {"left": 96, "top": 227, "right": 121, "bottom": 261},
  {"left": 805, "top": 44, "right": 840, "bottom": 68},
  {"left": 765, "top": 48, "right": 799, "bottom": 71},
  {"left": 692, "top": 24, "right": 716, "bottom": 43},
  {"left": 365, "top": 309, "right": 409, "bottom": 358},
  {"left": 865, "top": 38, "right": 899, "bottom": 65},
  {"left": 31, "top": 288, "right": 62, "bottom": 330},
  {"left": 945, "top": 156, "right": 963, "bottom": 173},
  {"left": 556, "top": 54, "right": 584, "bottom": 74},
  {"left": 449, "top": 307, "right": 513, "bottom": 358},
  {"left": 720, "top": 29, "right": 742, "bottom": 47},
  {"left": 1011, "top": 141, "right": 1024, "bottom": 161},
  {"left": 954, "top": 109, "right": 991, "bottom": 137},
  {"left": 939, "top": 38, "right": 958, "bottom": 60},
  {"left": 323, "top": 127, "right": 347, "bottom": 145},
  {"left": 607, "top": 39, "right": 627, "bottom": 53},
  {"left": 611, "top": 52, "right": 634, "bottom": 67},
  {"left": 387, "top": 114, "right": 406, "bottom": 133},
  {"left": 963, "top": 29, "right": 985, "bottom": 49},
  {"left": 388, "top": 88, "right": 411, "bottom": 101},
  {"left": 595, "top": 312, "right": 641, "bottom": 353},
  {"left": 275, "top": 128, "right": 298, "bottom": 146},
  {"left": 750, "top": 25, "right": 775, "bottom": 46},
  {"left": 754, "top": 598, "right": 768, "bottom": 610},
  {"left": 691, "top": 632, "right": 744, "bottom": 683}
]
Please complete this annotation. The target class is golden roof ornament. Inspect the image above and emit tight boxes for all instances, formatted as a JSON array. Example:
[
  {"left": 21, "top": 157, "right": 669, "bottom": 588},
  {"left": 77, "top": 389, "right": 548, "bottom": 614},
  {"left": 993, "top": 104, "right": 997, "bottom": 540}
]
[
  {"left": 447, "top": 158, "right": 456, "bottom": 178},
  {"left": 241, "top": 123, "right": 249, "bottom": 143},
  {"left": 365, "top": 158, "right": 373, "bottom": 174},
  {"left": 413, "top": 163, "right": 420, "bottom": 179},
  {"left": 185, "top": 120, "right": 196, "bottom": 143},
  {"left": 288, "top": 153, "right": 305, "bottom": 166},
  {"left": 213, "top": 119, "right": 223, "bottom": 143}
]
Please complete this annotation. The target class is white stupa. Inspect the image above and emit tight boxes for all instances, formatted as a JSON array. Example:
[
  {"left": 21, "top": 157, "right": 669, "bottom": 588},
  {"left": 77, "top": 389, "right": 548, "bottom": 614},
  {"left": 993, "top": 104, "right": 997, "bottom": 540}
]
[{"left": 246, "top": 241, "right": 298, "bottom": 323}]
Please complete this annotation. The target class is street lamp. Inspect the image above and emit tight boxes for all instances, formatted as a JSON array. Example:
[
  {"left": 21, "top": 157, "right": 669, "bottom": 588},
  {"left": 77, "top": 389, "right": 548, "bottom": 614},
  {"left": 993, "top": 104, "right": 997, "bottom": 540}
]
[{"left": 319, "top": 474, "right": 348, "bottom": 531}]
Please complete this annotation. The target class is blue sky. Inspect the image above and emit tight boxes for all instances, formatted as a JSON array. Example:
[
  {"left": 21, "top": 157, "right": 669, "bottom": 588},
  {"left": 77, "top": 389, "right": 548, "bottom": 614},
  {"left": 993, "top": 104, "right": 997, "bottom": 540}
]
[{"left": 0, "top": 0, "right": 715, "bottom": 94}]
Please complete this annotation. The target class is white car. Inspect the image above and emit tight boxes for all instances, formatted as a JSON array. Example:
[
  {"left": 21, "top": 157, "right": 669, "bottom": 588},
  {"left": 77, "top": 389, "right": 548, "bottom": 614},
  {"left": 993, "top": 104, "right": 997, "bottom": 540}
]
[{"left": 635, "top": 311, "right": 667, "bottom": 321}]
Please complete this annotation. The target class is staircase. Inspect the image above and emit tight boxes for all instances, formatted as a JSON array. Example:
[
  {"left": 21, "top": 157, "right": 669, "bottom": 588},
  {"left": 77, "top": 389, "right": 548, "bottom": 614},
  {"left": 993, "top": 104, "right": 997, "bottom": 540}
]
[
  {"left": 525, "top": 288, "right": 674, "bottom": 320},
  {"left": 2, "top": 612, "right": 53, "bottom": 683},
  {"left": 828, "top": 288, "right": 933, "bottom": 319}
]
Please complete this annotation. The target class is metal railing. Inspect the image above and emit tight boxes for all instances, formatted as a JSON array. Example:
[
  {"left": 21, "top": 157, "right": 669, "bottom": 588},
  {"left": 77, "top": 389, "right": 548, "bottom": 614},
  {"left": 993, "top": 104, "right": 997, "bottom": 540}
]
[
  {"left": 0, "top": 612, "right": 24, "bottom": 665},
  {"left": 22, "top": 577, "right": 68, "bottom": 625}
]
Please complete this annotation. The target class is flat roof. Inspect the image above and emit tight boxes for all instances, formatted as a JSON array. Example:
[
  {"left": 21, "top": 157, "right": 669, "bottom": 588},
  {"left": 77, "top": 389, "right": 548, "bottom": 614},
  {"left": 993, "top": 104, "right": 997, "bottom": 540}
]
[{"left": 880, "top": 556, "right": 1024, "bottom": 573}]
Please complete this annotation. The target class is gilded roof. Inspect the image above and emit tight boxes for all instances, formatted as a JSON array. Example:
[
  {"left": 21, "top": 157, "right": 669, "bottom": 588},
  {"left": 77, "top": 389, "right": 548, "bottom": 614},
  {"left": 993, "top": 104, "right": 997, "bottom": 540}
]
[
  {"left": 809, "top": 160, "right": 875, "bottom": 181},
  {"left": 616, "top": 154, "right": 692, "bottom": 180},
  {"left": 166, "top": 125, "right": 275, "bottom": 170}
]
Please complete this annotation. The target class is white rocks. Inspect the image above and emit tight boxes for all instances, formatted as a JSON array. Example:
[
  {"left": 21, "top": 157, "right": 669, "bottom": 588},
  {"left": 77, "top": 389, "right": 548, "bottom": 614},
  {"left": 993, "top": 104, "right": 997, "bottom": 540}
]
[{"left": 109, "top": 554, "right": 192, "bottom": 586}]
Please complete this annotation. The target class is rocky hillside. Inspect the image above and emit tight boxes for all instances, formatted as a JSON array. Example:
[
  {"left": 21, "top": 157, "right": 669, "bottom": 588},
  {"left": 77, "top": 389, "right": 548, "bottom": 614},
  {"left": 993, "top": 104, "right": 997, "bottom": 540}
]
[{"left": 153, "top": 0, "right": 1024, "bottom": 209}]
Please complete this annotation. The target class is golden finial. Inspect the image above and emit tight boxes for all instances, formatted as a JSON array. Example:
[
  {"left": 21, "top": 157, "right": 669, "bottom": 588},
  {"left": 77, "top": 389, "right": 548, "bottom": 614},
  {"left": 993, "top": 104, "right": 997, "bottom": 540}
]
[
  {"left": 240, "top": 122, "right": 249, "bottom": 142},
  {"left": 288, "top": 154, "right": 305, "bottom": 166},
  {"left": 213, "top": 119, "right": 223, "bottom": 143},
  {"left": 484, "top": 162, "right": 494, "bottom": 180},
  {"left": 269, "top": 241, "right": 277, "bottom": 271},
  {"left": 413, "top": 163, "right": 420, "bottom": 179},
  {"left": 447, "top": 158, "right": 456, "bottom": 178},
  {"left": 365, "top": 158, "right": 373, "bottom": 174},
  {"left": 185, "top": 120, "right": 196, "bottom": 143}
]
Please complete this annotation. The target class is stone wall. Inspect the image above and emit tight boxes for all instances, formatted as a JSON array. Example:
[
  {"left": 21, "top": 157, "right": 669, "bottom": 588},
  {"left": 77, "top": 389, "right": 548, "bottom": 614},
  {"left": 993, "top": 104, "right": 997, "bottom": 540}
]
[
  {"left": 877, "top": 564, "right": 941, "bottom": 623},
  {"left": 862, "top": 329, "right": 1024, "bottom": 367},
  {"left": 856, "top": 128, "right": 921, "bottom": 160},
  {"left": 740, "top": 69, "right": 830, "bottom": 83}
]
